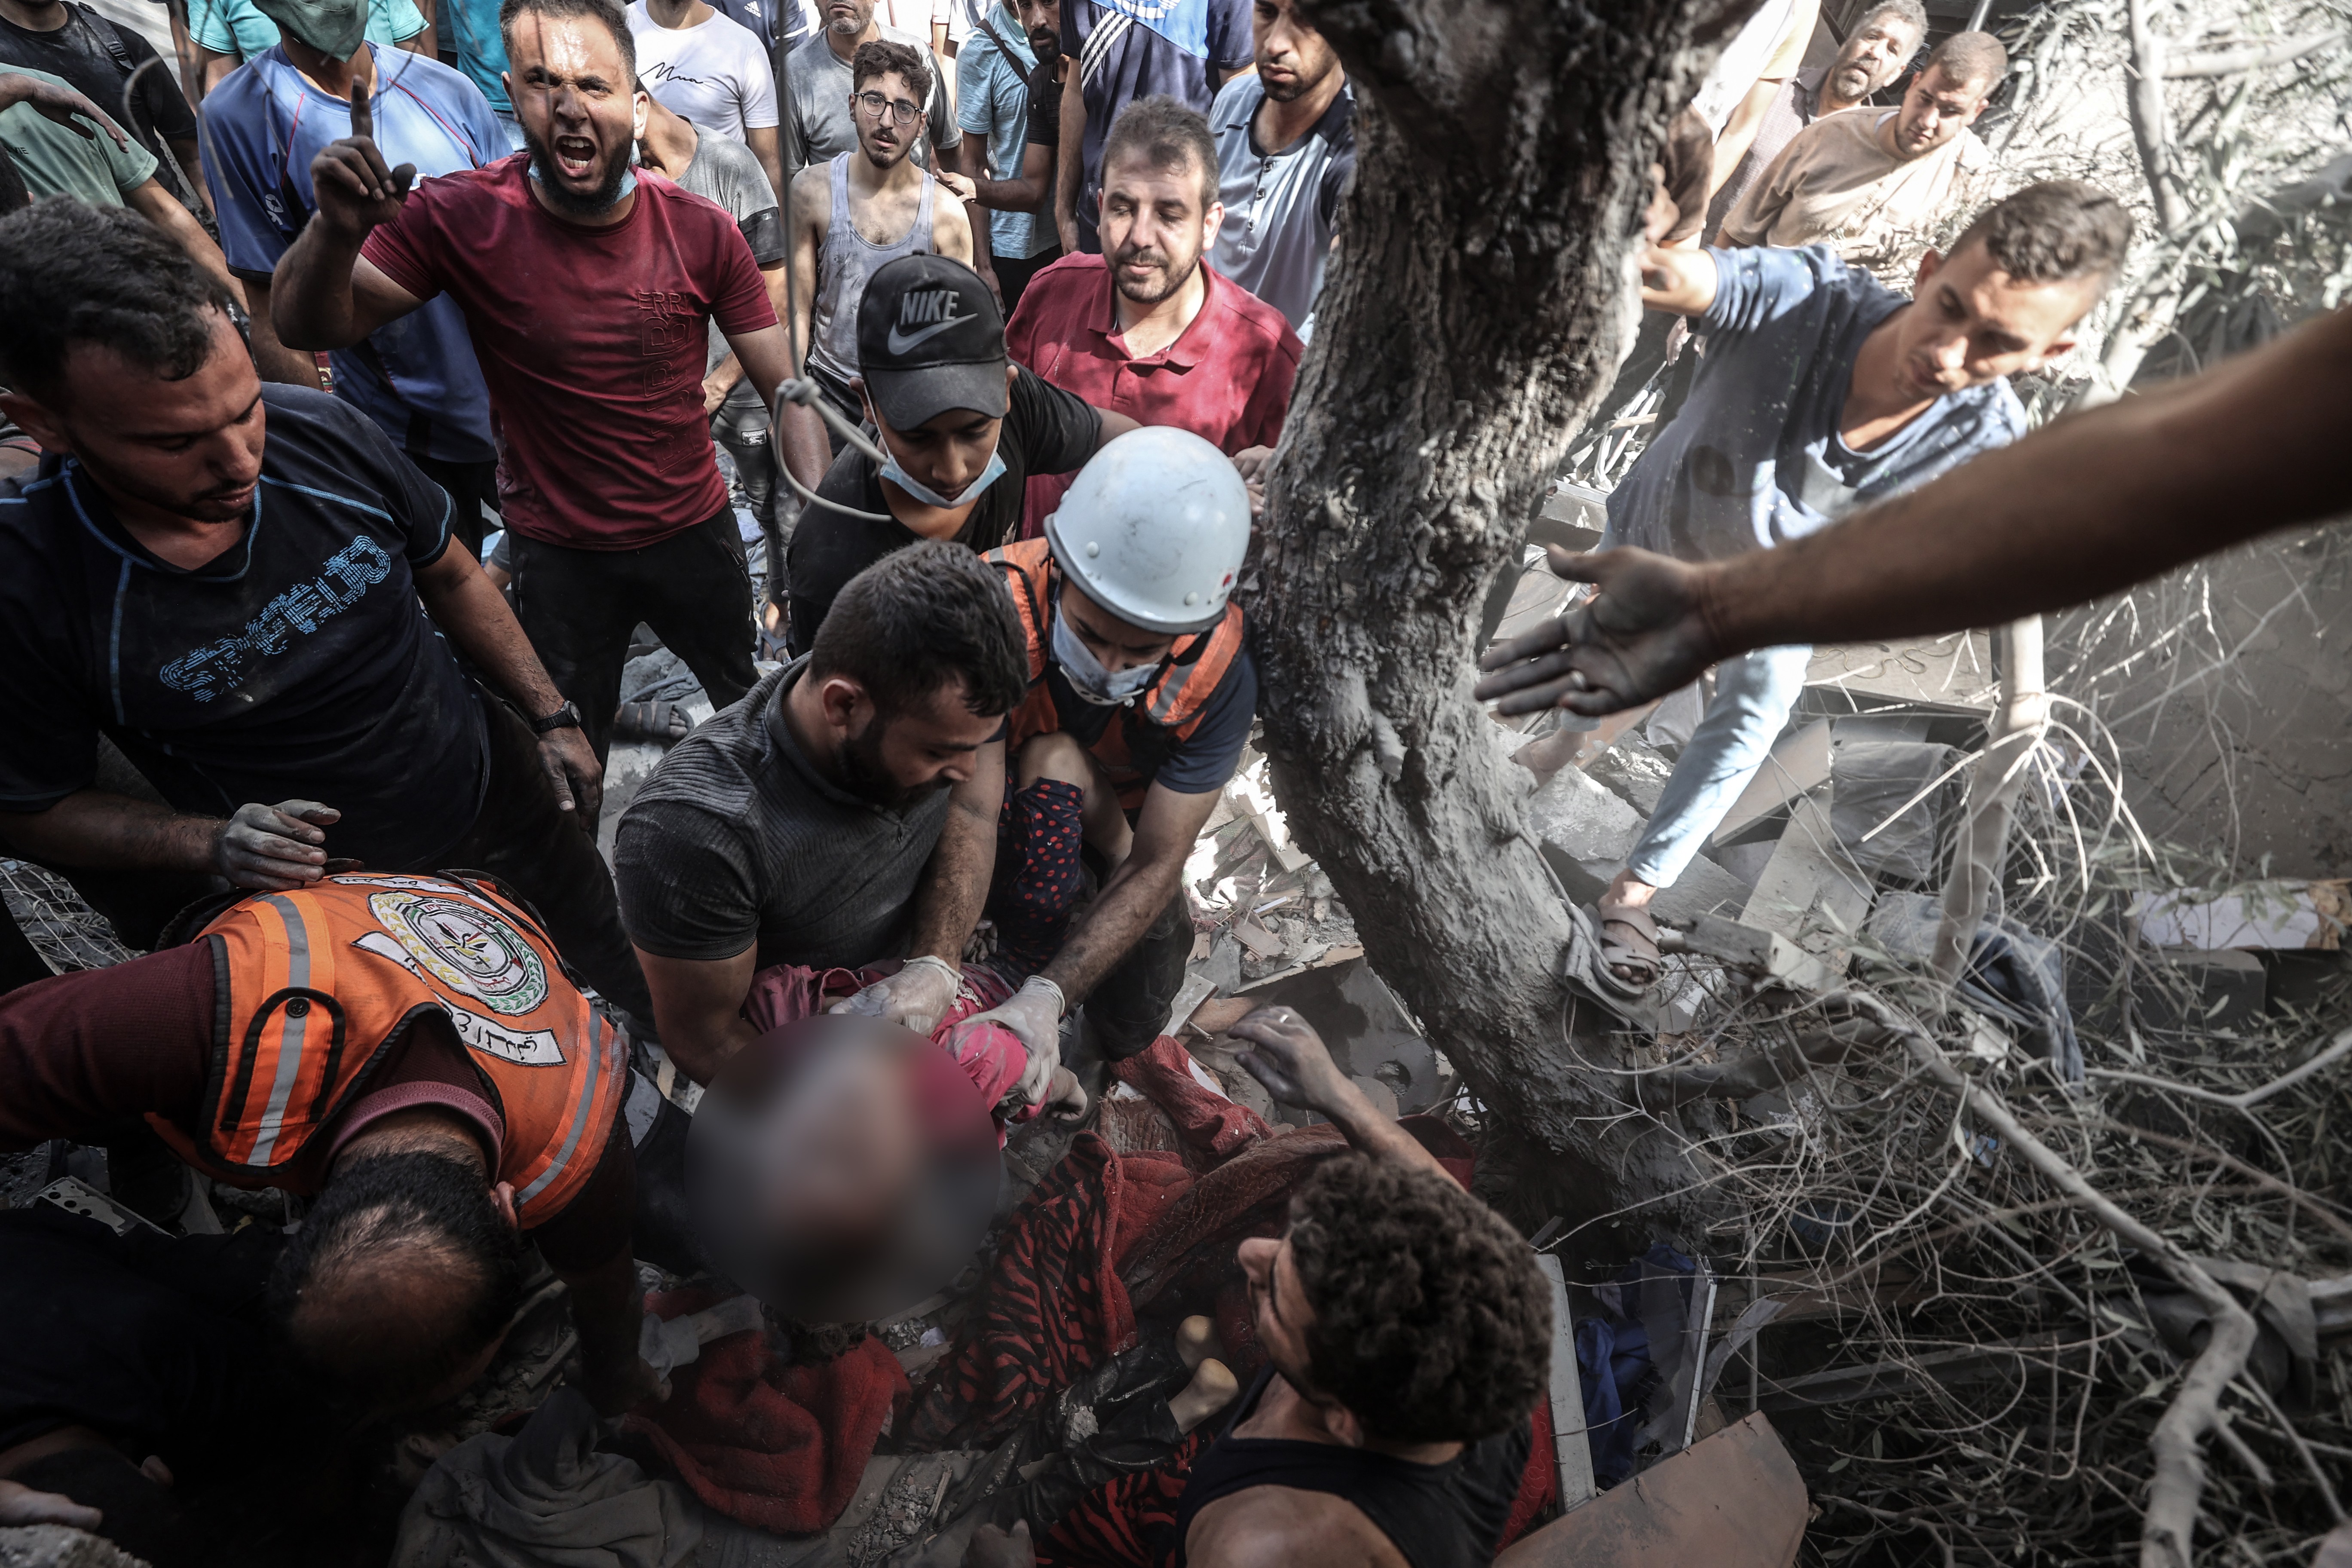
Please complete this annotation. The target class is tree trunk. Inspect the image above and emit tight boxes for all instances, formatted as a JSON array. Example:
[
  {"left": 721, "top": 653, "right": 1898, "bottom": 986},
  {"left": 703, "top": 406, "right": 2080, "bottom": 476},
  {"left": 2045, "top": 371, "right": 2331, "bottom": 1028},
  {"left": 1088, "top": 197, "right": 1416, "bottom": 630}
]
[{"left": 1253, "top": 0, "right": 1737, "bottom": 1236}]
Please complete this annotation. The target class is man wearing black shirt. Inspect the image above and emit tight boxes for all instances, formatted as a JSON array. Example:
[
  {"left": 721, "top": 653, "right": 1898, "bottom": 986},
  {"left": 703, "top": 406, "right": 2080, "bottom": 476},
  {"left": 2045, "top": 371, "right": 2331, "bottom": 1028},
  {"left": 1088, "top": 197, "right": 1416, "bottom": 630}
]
[
  {"left": 0, "top": 0, "right": 205, "bottom": 208},
  {"left": 0, "top": 199, "right": 655, "bottom": 1034},
  {"left": 782, "top": 251, "right": 1134, "bottom": 655}
]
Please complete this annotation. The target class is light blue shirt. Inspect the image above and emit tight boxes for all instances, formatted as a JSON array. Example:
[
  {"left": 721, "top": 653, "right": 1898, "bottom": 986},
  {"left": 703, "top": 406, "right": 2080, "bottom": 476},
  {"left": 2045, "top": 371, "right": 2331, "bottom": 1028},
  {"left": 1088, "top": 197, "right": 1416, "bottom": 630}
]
[
  {"left": 189, "top": 0, "right": 429, "bottom": 57},
  {"left": 956, "top": 4, "right": 1050, "bottom": 261},
  {"left": 202, "top": 44, "right": 508, "bottom": 462},
  {"left": 438, "top": 0, "right": 511, "bottom": 112},
  {"left": 1606, "top": 243, "right": 2029, "bottom": 564}
]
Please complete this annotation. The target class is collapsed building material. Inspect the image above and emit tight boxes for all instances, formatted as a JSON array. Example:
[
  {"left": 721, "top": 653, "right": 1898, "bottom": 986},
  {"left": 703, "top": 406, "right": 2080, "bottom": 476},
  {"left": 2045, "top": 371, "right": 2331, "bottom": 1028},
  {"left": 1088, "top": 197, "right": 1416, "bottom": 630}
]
[
  {"left": 1491, "top": 1414, "right": 1807, "bottom": 1568},
  {"left": 2134, "top": 880, "right": 2352, "bottom": 952},
  {"left": 1737, "top": 796, "right": 1873, "bottom": 965},
  {"left": 0, "top": 1528, "right": 149, "bottom": 1568}
]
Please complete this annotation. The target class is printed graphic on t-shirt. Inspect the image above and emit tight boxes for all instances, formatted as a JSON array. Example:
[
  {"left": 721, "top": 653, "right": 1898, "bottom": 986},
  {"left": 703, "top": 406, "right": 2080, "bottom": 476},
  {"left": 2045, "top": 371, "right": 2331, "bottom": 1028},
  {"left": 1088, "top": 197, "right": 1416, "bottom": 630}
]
[{"left": 156, "top": 535, "right": 393, "bottom": 702}]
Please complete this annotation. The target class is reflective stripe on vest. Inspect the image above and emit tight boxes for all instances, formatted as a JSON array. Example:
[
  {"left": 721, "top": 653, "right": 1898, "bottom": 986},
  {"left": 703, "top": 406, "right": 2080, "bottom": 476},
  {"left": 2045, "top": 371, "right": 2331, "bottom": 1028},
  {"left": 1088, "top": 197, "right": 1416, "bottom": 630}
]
[
  {"left": 169, "top": 873, "right": 625, "bottom": 1225},
  {"left": 983, "top": 537, "right": 1244, "bottom": 742}
]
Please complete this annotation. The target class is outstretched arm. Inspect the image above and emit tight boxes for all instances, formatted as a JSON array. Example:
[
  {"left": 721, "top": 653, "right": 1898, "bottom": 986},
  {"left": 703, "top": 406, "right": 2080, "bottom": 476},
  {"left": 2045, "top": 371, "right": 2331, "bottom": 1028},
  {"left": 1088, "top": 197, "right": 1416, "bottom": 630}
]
[
  {"left": 1226, "top": 1007, "right": 1451, "bottom": 1180},
  {"left": 1475, "top": 303, "right": 2352, "bottom": 717}
]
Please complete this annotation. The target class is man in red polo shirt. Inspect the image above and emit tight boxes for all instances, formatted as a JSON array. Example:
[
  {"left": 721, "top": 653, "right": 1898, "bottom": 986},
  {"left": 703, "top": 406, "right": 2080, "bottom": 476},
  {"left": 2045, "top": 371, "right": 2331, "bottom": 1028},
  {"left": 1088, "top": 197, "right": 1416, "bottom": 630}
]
[
  {"left": 270, "top": 0, "right": 793, "bottom": 766},
  {"left": 1005, "top": 94, "right": 1297, "bottom": 536}
]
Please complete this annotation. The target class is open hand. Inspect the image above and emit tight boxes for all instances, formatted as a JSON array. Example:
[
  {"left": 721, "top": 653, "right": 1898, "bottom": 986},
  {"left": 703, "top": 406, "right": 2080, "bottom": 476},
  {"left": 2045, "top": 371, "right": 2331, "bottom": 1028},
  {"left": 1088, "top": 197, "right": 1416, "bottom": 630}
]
[
  {"left": 936, "top": 169, "right": 978, "bottom": 204},
  {"left": 0, "top": 73, "right": 127, "bottom": 148},
  {"left": 1473, "top": 544, "right": 1723, "bottom": 717},
  {"left": 213, "top": 800, "right": 340, "bottom": 889},
  {"left": 1228, "top": 1005, "right": 1351, "bottom": 1113},
  {"left": 537, "top": 724, "right": 604, "bottom": 824},
  {"left": 309, "top": 81, "right": 416, "bottom": 239}
]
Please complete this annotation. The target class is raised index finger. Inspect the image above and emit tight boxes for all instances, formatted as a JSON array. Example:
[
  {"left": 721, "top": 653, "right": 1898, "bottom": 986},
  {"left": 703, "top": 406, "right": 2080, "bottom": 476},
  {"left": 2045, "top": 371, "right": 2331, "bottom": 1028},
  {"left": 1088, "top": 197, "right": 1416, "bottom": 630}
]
[{"left": 349, "top": 79, "right": 374, "bottom": 144}]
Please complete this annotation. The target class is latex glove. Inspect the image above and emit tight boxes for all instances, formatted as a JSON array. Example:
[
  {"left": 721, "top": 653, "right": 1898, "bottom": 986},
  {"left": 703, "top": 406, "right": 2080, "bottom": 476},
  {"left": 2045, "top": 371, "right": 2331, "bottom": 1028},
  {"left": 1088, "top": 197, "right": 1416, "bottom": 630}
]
[
  {"left": 950, "top": 975, "right": 1064, "bottom": 1104},
  {"left": 830, "top": 954, "right": 963, "bottom": 1036}
]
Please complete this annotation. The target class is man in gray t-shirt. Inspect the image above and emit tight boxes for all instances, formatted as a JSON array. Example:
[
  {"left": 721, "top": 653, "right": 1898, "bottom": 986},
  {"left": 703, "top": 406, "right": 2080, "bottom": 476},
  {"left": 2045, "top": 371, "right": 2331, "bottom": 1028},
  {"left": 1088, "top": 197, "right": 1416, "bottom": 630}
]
[
  {"left": 641, "top": 95, "right": 790, "bottom": 609},
  {"left": 1204, "top": 0, "right": 1354, "bottom": 340},
  {"left": 779, "top": 0, "right": 959, "bottom": 174},
  {"left": 616, "top": 541, "right": 1025, "bottom": 1084}
]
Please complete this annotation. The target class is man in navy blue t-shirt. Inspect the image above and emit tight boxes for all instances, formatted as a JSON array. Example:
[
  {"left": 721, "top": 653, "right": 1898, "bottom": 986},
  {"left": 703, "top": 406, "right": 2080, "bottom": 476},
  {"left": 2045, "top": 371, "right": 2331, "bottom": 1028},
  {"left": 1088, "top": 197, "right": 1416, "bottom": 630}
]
[
  {"left": 0, "top": 200, "right": 654, "bottom": 1034},
  {"left": 1577, "top": 179, "right": 2132, "bottom": 987}
]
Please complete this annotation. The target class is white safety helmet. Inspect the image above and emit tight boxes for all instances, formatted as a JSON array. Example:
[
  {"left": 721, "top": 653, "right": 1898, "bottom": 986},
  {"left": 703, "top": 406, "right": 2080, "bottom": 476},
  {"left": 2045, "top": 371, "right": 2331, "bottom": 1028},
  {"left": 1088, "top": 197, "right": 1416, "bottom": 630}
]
[{"left": 1043, "top": 427, "right": 1252, "bottom": 636}]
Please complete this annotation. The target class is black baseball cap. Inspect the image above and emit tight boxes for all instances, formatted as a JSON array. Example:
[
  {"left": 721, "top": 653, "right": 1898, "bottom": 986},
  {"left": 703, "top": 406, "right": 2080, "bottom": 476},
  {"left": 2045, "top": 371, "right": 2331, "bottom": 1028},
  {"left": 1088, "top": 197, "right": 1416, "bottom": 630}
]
[{"left": 856, "top": 254, "right": 1008, "bottom": 430}]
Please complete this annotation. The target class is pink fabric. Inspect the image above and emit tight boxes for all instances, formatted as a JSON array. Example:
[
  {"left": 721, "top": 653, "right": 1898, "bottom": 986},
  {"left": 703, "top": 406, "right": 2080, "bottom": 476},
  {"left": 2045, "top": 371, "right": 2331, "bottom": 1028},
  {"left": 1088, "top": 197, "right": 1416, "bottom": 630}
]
[
  {"left": 741, "top": 960, "right": 1033, "bottom": 1139},
  {"left": 1110, "top": 1035, "right": 1270, "bottom": 1162}
]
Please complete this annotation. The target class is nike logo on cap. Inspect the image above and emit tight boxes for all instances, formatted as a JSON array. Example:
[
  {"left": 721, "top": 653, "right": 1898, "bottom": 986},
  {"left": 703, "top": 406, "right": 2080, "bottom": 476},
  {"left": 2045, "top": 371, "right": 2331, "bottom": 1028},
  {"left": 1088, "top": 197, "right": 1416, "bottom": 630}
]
[
  {"left": 886, "top": 288, "right": 971, "bottom": 355},
  {"left": 886, "top": 314, "right": 972, "bottom": 355}
]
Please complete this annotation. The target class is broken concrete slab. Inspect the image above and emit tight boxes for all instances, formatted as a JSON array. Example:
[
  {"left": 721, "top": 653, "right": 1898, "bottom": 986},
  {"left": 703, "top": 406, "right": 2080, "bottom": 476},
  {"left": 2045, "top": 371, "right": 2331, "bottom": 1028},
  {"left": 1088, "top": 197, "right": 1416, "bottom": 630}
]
[
  {"left": 1740, "top": 795, "right": 1874, "bottom": 967},
  {"left": 2135, "top": 946, "right": 2269, "bottom": 1034},
  {"left": 1828, "top": 738, "right": 1962, "bottom": 882},
  {"left": 1583, "top": 733, "right": 1675, "bottom": 818},
  {"left": 1235, "top": 957, "right": 1443, "bottom": 1115},
  {"left": 1648, "top": 854, "right": 1755, "bottom": 927},
  {"left": 1527, "top": 764, "right": 1643, "bottom": 879},
  {"left": 1664, "top": 915, "right": 1834, "bottom": 992},
  {"left": 1710, "top": 722, "right": 1831, "bottom": 851},
  {"left": 1532, "top": 481, "right": 1608, "bottom": 554},
  {"left": 0, "top": 1528, "right": 150, "bottom": 1568},
  {"left": 1491, "top": 1413, "right": 1807, "bottom": 1568},
  {"left": 1804, "top": 632, "right": 1997, "bottom": 715},
  {"left": 2132, "top": 879, "right": 2351, "bottom": 951}
]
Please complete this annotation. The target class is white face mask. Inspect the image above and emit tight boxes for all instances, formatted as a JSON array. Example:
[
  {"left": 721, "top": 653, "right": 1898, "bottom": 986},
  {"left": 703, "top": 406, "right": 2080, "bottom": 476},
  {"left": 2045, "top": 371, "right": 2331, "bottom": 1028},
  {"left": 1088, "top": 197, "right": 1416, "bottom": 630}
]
[
  {"left": 1051, "top": 601, "right": 1159, "bottom": 707},
  {"left": 879, "top": 444, "right": 1008, "bottom": 510}
]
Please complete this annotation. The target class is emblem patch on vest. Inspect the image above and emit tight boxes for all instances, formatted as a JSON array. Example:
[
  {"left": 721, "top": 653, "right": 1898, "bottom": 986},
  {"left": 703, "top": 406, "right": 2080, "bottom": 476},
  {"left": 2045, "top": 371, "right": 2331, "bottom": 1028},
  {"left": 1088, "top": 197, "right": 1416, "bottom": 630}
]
[{"left": 368, "top": 892, "right": 550, "bottom": 1017}]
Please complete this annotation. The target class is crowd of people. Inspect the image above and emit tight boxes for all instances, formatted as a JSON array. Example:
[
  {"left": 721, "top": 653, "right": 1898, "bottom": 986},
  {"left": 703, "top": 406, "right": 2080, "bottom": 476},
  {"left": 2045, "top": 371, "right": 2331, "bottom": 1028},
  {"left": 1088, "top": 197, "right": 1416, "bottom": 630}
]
[{"left": 0, "top": 0, "right": 2289, "bottom": 1560}]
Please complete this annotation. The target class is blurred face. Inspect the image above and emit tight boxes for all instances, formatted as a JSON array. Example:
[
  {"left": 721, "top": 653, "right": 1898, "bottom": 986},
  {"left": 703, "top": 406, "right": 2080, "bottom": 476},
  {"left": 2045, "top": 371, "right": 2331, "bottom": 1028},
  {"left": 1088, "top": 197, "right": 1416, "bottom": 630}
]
[
  {"left": 1827, "top": 9, "right": 1920, "bottom": 104},
  {"left": 759, "top": 1048, "right": 922, "bottom": 1262},
  {"left": 1882, "top": 240, "right": 2095, "bottom": 401},
  {"left": 1060, "top": 576, "right": 1174, "bottom": 674},
  {"left": 506, "top": 10, "right": 646, "bottom": 214},
  {"left": 1100, "top": 149, "right": 1222, "bottom": 307},
  {"left": 1891, "top": 62, "right": 1990, "bottom": 158},
  {"left": 1, "top": 310, "right": 264, "bottom": 526},
  {"left": 824, "top": 0, "right": 874, "bottom": 38},
  {"left": 1251, "top": 0, "right": 1338, "bottom": 104},
  {"left": 863, "top": 367, "right": 1016, "bottom": 518},
  {"left": 851, "top": 68, "right": 921, "bottom": 168},
  {"left": 818, "top": 669, "right": 1001, "bottom": 808},
  {"left": 1012, "top": 0, "right": 1059, "bottom": 62}
]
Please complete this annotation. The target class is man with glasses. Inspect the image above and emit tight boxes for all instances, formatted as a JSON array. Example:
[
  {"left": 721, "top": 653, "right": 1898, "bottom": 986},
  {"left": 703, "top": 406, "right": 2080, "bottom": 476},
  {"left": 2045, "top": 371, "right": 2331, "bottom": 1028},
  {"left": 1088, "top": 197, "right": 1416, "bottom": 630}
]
[
  {"left": 778, "top": 0, "right": 959, "bottom": 175},
  {"left": 777, "top": 37, "right": 972, "bottom": 488}
]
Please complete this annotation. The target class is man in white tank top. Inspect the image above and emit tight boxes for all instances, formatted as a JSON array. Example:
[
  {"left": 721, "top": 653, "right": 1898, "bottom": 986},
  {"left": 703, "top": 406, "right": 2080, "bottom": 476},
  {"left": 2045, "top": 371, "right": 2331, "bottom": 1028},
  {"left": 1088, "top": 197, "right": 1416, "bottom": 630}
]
[{"left": 779, "top": 35, "right": 974, "bottom": 493}]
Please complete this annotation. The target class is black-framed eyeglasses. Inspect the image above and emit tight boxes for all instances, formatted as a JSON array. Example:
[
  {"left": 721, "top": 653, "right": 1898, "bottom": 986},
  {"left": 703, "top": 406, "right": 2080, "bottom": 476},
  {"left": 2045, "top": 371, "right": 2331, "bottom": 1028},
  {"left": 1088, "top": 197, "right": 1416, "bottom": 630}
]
[{"left": 854, "top": 90, "right": 921, "bottom": 125}]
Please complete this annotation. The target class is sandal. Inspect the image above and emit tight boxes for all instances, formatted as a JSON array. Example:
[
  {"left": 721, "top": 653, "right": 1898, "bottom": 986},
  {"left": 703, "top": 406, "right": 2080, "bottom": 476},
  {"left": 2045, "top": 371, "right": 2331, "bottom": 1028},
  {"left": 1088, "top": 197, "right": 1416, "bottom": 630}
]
[
  {"left": 612, "top": 700, "right": 695, "bottom": 745},
  {"left": 1595, "top": 902, "right": 1664, "bottom": 989}
]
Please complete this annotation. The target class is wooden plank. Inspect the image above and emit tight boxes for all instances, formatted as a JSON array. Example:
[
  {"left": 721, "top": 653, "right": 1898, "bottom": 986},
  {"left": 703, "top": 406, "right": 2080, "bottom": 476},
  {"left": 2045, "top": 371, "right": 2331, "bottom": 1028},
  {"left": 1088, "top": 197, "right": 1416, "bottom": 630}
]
[
  {"left": 1536, "top": 1253, "right": 1596, "bottom": 1510},
  {"left": 1805, "top": 633, "right": 1997, "bottom": 714},
  {"left": 1494, "top": 1414, "right": 1807, "bottom": 1567}
]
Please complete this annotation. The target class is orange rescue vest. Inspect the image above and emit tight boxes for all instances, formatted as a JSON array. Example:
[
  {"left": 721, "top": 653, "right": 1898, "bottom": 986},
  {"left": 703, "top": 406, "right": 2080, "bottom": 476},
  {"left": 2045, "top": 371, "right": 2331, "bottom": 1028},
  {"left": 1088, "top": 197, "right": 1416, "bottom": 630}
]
[
  {"left": 985, "top": 538, "right": 1247, "bottom": 809},
  {"left": 148, "top": 872, "right": 628, "bottom": 1225}
]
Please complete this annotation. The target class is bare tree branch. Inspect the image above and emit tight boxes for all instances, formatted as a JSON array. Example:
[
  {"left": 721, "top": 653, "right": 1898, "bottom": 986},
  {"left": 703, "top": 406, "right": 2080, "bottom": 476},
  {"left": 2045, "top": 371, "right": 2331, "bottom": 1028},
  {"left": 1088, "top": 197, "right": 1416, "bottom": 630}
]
[{"left": 2164, "top": 29, "right": 2349, "bottom": 77}]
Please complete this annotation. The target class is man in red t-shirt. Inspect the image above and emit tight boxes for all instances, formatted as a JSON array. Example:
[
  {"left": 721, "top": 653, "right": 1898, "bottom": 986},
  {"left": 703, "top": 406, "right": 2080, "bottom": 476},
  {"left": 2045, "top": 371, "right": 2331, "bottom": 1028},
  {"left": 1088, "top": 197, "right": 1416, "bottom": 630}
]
[
  {"left": 271, "top": 0, "right": 794, "bottom": 765},
  {"left": 1005, "top": 95, "right": 1298, "bottom": 536}
]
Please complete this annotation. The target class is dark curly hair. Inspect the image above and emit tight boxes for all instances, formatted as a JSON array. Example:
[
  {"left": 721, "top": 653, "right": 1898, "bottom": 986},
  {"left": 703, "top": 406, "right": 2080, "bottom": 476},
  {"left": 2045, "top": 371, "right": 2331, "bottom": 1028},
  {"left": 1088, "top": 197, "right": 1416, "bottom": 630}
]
[
  {"left": 852, "top": 37, "right": 932, "bottom": 105},
  {"left": 1949, "top": 179, "right": 2133, "bottom": 291},
  {"left": 812, "top": 539, "right": 1029, "bottom": 719},
  {"left": 1287, "top": 1156, "right": 1551, "bottom": 1446},
  {"left": 0, "top": 200, "right": 235, "bottom": 407}
]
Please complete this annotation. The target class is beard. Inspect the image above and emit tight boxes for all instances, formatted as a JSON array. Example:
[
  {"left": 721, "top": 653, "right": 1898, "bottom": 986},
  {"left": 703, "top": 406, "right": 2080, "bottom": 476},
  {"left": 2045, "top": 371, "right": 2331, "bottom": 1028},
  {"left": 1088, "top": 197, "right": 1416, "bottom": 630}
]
[
  {"left": 1026, "top": 24, "right": 1060, "bottom": 66},
  {"left": 1830, "top": 60, "right": 1875, "bottom": 100},
  {"left": 1109, "top": 239, "right": 1200, "bottom": 307},
  {"left": 521, "top": 121, "right": 631, "bottom": 217},
  {"left": 836, "top": 715, "right": 948, "bottom": 812},
  {"left": 1256, "top": 55, "right": 1332, "bottom": 104}
]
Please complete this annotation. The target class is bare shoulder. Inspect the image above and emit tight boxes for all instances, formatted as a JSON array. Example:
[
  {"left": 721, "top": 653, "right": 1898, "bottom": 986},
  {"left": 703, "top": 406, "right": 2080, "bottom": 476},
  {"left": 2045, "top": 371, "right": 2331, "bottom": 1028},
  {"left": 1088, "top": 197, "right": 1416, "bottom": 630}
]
[
  {"left": 936, "top": 187, "right": 974, "bottom": 258},
  {"left": 790, "top": 163, "right": 830, "bottom": 227},
  {"left": 1185, "top": 1485, "right": 1409, "bottom": 1568}
]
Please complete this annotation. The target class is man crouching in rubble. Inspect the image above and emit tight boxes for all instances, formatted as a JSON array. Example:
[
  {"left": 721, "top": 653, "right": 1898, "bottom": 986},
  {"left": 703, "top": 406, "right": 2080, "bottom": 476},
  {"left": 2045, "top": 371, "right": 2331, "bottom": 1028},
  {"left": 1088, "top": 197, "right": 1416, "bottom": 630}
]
[
  {"left": 1570, "top": 177, "right": 2132, "bottom": 987},
  {"left": 972, "top": 1004, "right": 1556, "bottom": 1568},
  {"left": 949, "top": 426, "right": 1260, "bottom": 1085},
  {"left": 0, "top": 873, "right": 661, "bottom": 1418}
]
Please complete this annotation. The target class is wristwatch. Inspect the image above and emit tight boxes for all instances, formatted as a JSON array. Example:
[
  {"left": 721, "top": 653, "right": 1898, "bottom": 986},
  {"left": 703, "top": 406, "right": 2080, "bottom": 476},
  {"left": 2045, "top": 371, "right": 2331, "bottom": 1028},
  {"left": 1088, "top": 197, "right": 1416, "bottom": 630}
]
[{"left": 530, "top": 700, "right": 583, "bottom": 735}]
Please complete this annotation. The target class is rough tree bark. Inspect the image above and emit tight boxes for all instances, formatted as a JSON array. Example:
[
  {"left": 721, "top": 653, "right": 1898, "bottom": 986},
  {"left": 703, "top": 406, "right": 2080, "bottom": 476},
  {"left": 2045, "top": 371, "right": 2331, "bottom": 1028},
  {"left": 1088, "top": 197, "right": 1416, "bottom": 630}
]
[{"left": 1252, "top": 0, "right": 1739, "bottom": 1234}]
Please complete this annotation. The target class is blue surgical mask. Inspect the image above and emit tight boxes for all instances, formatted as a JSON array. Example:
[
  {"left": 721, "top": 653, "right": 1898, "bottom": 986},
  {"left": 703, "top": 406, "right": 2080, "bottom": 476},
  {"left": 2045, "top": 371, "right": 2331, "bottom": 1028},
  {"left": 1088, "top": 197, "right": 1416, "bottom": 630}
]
[
  {"left": 878, "top": 444, "right": 1008, "bottom": 511},
  {"left": 1051, "top": 603, "right": 1159, "bottom": 707}
]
